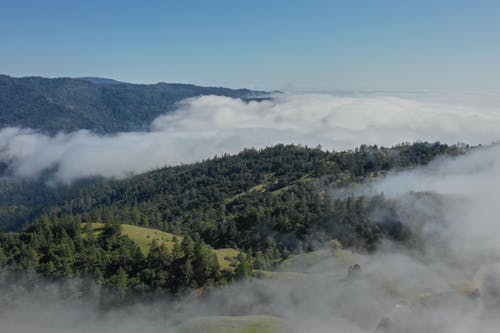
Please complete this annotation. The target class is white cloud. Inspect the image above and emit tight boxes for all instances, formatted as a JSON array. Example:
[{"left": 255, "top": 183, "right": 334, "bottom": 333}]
[{"left": 1, "top": 92, "right": 500, "bottom": 183}]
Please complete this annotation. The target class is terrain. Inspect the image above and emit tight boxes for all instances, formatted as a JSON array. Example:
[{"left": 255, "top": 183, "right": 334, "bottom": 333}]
[
  {"left": 0, "top": 142, "right": 468, "bottom": 293},
  {"left": 3, "top": 142, "right": 500, "bottom": 333},
  {"left": 0, "top": 74, "right": 496, "bottom": 332},
  {"left": 0, "top": 74, "right": 269, "bottom": 134},
  {"left": 87, "top": 222, "right": 240, "bottom": 271}
]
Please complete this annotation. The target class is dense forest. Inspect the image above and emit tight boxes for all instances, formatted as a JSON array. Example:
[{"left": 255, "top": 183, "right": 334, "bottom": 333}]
[
  {"left": 0, "top": 75, "right": 268, "bottom": 134},
  {"left": 0, "top": 142, "right": 469, "bottom": 294},
  {"left": 0, "top": 217, "right": 226, "bottom": 295}
]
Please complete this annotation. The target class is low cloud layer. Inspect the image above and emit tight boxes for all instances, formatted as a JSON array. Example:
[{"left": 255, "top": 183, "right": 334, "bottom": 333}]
[
  {"left": 348, "top": 144, "right": 500, "bottom": 268},
  {"left": 1, "top": 92, "right": 500, "bottom": 183},
  {"left": 4, "top": 145, "right": 500, "bottom": 332}
]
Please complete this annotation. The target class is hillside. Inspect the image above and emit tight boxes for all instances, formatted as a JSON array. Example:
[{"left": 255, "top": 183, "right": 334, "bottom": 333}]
[
  {"left": 88, "top": 223, "right": 239, "bottom": 271},
  {"left": 0, "top": 142, "right": 472, "bottom": 297},
  {"left": 0, "top": 143, "right": 468, "bottom": 256},
  {"left": 0, "top": 216, "right": 232, "bottom": 294},
  {"left": 0, "top": 74, "right": 269, "bottom": 134},
  {"left": 48, "top": 143, "right": 467, "bottom": 254}
]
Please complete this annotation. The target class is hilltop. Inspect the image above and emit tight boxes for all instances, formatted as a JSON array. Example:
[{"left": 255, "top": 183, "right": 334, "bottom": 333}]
[
  {"left": 0, "top": 142, "right": 468, "bottom": 270},
  {"left": 0, "top": 74, "right": 270, "bottom": 134}
]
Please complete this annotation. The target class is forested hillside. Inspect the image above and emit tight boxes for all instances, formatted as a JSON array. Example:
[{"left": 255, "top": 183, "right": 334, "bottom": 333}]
[
  {"left": 49, "top": 142, "right": 466, "bottom": 253},
  {"left": 0, "top": 74, "right": 268, "bottom": 133},
  {"left": 0, "top": 218, "right": 227, "bottom": 295},
  {"left": 0, "top": 142, "right": 469, "bottom": 294}
]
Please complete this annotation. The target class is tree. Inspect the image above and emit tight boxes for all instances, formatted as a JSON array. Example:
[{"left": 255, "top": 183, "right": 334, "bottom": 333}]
[
  {"left": 235, "top": 252, "right": 252, "bottom": 280},
  {"left": 84, "top": 222, "right": 95, "bottom": 242},
  {"left": 111, "top": 267, "right": 128, "bottom": 294}
]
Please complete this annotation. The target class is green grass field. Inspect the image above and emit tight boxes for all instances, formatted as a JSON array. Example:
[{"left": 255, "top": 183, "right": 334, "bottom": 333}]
[
  {"left": 83, "top": 223, "right": 239, "bottom": 271},
  {"left": 175, "top": 315, "right": 292, "bottom": 333}
]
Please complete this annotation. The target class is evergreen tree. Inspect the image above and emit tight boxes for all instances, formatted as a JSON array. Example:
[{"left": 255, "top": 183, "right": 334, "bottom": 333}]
[{"left": 235, "top": 252, "right": 252, "bottom": 280}]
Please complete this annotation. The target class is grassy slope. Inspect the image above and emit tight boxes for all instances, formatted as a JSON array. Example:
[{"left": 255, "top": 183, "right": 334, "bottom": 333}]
[
  {"left": 224, "top": 172, "right": 316, "bottom": 203},
  {"left": 254, "top": 246, "right": 361, "bottom": 281},
  {"left": 85, "top": 223, "right": 239, "bottom": 271},
  {"left": 277, "top": 248, "right": 354, "bottom": 271},
  {"left": 175, "top": 315, "right": 292, "bottom": 333}
]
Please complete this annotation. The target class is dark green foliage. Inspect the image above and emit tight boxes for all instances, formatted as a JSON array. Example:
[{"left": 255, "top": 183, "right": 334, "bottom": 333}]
[
  {"left": 0, "top": 178, "right": 97, "bottom": 231},
  {"left": 235, "top": 252, "right": 252, "bottom": 280},
  {"left": 0, "top": 142, "right": 469, "bottom": 294},
  {"left": 0, "top": 74, "right": 269, "bottom": 134},
  {"left": 0, "top": 143, "right": 467, "bottom": 254},
  {"left": 0, "top": 215, "right": 222, "bottom": 294},
  {"left": 42, "top": 143, "right": 465, "bottom": 253}
]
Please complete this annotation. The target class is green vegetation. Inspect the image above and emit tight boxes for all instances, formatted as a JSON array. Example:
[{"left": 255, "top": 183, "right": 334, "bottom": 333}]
[
  {"left": 215, "top": 248, "right": 240, "bottom": 271},
  {"left": 87, "top": 222, "right": 178, "bottom": 254},
  {"left": 87, "top": 222, "right": 239, "bottom": 271},
  {"left": 0, "top": 74, "right": 268, "bottom": 134},
  {"left": 0, "top": 217, "right": 227, "bottom": 294},
  {"left": 0, "top": 142, "right": 469, "bottom": 294}
]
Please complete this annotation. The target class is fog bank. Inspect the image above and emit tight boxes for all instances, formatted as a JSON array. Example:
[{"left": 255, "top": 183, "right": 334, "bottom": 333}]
[{"left": 1, "top": 92, "right": 500, "bottom": 183}]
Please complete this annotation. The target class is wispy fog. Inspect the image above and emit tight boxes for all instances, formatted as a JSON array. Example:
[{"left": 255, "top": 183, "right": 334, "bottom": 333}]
[
  {"left": 3, "top": 141, "right": 500, "bottom": 332},
  {"left": 1, "top": 92, "right": 500, "bottom": 183}
]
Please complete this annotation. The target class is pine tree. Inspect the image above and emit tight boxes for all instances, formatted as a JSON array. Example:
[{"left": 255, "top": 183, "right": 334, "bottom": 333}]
[{"left": 235, "top": 252, "right": 252, "bottom": 280}]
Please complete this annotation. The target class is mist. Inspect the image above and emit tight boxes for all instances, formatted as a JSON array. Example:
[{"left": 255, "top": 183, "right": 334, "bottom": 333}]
[
  {"left": 3, "top": 143, "right": 500, "bottom": 332},
  {"left": 1, "top": 91, "right": 500, "bottom": 183}
]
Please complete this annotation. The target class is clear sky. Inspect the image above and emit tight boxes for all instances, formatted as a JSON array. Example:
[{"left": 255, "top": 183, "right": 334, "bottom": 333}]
[{"left": 1, "top": 0, "right": 499, "bottom": 91}]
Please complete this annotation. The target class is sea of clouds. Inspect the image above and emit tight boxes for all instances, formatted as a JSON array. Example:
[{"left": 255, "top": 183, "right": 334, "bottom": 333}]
[
  {"left": 1, "top": 91, "right": 500, "bottom": 183},
  {"left": 2, "top": 92, "right": 500, "bottom": 331}
]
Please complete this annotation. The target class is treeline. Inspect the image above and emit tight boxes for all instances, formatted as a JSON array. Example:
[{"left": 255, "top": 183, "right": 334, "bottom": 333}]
[
  {"left": 0, "top": 216, "right": 229, "bottom": 294},
  {"left": 0, "top": 177, "right": 93, "bottom": 231},
  {"left": 57, "top": 143, "right": 465, "bottom": 254},
  {"left": 1, "top": 142, "right": 465, "bottom": 252},
  {"left": 0, "top": 142, "right": 466, "bottom": 233},
  {"left": 0, "top": 142, "right": 467, "bottom": 293}
]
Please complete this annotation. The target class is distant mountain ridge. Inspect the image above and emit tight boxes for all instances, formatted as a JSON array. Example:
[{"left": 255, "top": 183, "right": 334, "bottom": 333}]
[
  {"left": 0, "top": 74, "right": 271, "bottom": 134},
  {"left": 78, "top": 77, "right": 126, "bottom": 85}
]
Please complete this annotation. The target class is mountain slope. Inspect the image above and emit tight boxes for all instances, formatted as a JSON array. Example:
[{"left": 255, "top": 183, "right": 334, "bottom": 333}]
[
  {"left": 88, "top": 222, "right": 239, "bottom": 271},
  {"left": 0, "top": 75, "right": 269, "bottom": 134},
  {"left": 0, "top": 142, "right": 469, "bottom": 297},
  {"left": 0, "top": 143, "right": 467, "bottom": 257}
]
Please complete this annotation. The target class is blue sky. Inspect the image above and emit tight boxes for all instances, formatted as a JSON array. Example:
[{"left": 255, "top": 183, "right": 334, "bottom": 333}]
[{"left": 1, "top": 0, "right": 499, "bottom": 91}]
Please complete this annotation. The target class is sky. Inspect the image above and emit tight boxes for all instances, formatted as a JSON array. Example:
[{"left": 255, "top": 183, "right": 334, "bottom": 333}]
[{"left": 1, "top": 0, "right": 500, "bottom": 91}]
